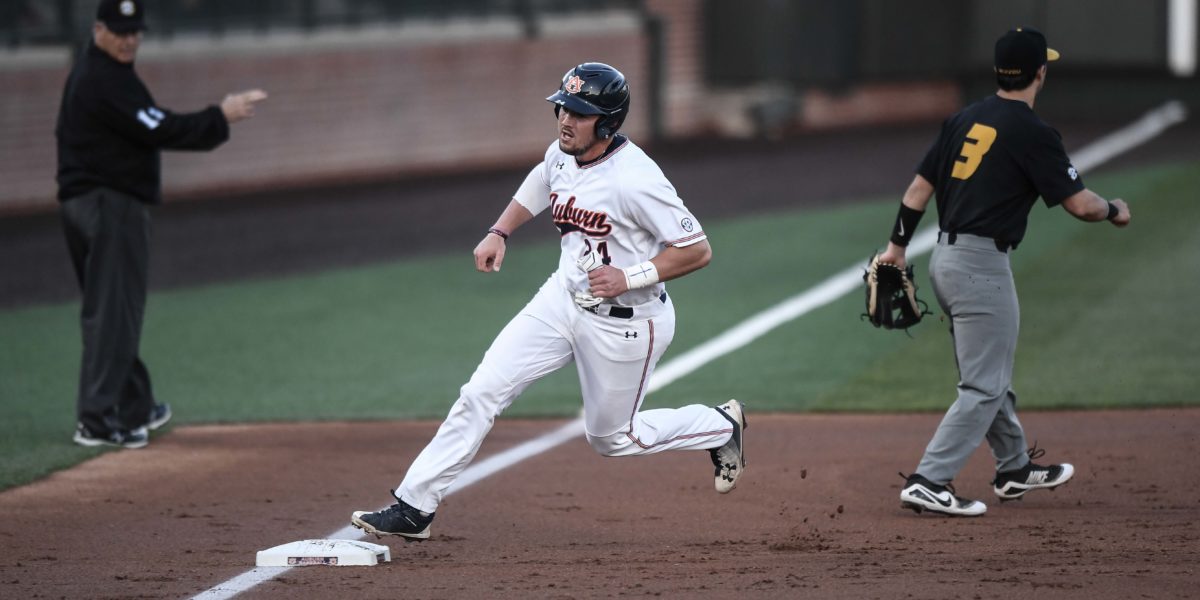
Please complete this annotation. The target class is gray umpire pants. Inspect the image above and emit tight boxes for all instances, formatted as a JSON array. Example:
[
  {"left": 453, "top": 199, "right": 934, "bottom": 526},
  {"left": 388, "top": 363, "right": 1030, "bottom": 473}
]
[
  {"left": 915, "top": 233, "right": 1030, "bottom": 485},
  {"left": 61, "top": 187, "right": 156, "bottom": 434}
]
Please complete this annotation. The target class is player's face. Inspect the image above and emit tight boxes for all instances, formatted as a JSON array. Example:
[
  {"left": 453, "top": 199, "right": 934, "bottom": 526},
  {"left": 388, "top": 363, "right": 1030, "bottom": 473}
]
[
  {"left": 557, "top": 107, "right": 605, "bottom": 160},
  {"left": 93, "top": 22, "right": 142, "bottom": 64}
]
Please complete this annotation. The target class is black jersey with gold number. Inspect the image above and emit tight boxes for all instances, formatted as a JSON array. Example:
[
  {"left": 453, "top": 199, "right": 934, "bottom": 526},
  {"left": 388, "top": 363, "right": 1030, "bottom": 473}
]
[{"left": 917, "top": 95, "right": 1084, "bottom": 245}]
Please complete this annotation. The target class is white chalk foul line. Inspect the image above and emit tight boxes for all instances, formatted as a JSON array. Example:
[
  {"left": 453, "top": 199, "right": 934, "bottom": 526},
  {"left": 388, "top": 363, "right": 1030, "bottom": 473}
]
[
  {"left": 1070, "top": 100, "right": 1187, "bottom": 172},
  {"left": 191, "top": 101, "right": 1185, "bottom": 600}
]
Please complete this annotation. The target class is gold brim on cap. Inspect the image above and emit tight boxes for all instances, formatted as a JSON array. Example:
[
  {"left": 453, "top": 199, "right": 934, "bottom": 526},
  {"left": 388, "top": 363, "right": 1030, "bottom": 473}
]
[{"left": 1047, "top": 48, "right": 1060, "bottom": 61}]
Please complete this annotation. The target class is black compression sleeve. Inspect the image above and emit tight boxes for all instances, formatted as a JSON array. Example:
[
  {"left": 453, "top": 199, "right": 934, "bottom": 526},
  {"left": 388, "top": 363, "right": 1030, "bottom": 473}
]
[{"left": 890, "top": 203, "right": 924, "bottom": 247}]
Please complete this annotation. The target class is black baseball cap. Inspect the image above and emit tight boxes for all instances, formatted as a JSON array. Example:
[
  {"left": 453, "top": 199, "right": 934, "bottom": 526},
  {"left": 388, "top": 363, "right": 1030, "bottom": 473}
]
[
  {"left": 97, "top": 0, "right": 146, "bottom": 34},
  {"left": 994, "top": 27, "right": 1060, "bottom": 76}
]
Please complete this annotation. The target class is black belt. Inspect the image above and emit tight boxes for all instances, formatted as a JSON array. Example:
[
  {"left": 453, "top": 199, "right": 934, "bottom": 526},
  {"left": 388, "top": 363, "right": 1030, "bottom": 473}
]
[
  {"left": 585, "top": 292, "right": 667, "bottom": 319},
  {"left": 938, "top": 231, "right": 1017, "bottom": 253}
]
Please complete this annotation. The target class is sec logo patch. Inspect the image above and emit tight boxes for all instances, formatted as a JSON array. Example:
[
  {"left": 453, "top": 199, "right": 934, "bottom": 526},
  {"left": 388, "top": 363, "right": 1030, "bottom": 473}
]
[
  {"left": 1067, "top": 166, "right": 1078, "bottom": 181},
  {"left": 680, "top": 217, "right": 694, "bottom": 232}
]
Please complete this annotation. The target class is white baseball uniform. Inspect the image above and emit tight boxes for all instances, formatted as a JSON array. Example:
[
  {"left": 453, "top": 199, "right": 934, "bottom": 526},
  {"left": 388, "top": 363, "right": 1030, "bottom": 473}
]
[{"left": 395, "top": 136, "right": 734, "bottom": 514}]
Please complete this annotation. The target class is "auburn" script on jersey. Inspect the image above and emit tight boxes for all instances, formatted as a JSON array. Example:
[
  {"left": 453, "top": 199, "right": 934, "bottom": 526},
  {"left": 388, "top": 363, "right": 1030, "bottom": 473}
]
[{"left": 550, "top": 193, "right": 612, "bottom": 237}]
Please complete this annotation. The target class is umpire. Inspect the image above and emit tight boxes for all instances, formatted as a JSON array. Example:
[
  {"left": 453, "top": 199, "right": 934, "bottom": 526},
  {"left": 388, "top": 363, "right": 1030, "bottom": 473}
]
[
  {"left": 879, "top": 28, "right": 1130, "bottom": 516},
  {"left": 57, "top": 0, "right": 267, "bottom": 448}
]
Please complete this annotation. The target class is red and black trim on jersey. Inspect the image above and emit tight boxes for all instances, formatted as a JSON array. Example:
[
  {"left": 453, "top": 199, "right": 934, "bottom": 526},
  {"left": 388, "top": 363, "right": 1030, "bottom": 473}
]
[
  {"left": 576, "top": 134, "right": 629, "bottom": 170},
  {"left": 666, "top": 231, "right": 706, "bottom": 247}
]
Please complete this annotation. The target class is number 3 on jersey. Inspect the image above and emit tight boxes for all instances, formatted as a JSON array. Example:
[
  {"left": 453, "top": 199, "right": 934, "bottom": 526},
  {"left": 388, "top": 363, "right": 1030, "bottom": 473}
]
[{"left": 951, "top": 123, "right": 997, "bottom": 180}]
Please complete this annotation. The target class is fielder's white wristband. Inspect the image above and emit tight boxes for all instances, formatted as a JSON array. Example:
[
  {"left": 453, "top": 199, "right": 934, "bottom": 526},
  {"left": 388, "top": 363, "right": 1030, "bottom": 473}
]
[{"left": 623, "top": 261, "right": 659, "bottom": 290}]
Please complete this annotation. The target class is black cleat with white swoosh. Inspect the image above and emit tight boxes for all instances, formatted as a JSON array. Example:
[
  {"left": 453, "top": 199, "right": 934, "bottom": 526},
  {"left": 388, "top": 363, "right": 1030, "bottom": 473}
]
[
  {"left": 899, "top": 473, "right": 986, "bottom": 517},
  {"left": 993, "top": 462, "right": 1074, "bottom": 501}
]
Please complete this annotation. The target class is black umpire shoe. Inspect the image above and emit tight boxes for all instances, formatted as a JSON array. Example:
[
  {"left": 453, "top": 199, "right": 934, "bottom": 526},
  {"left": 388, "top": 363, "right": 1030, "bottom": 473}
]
[
  {"left": 143, "top": 403, "right": 172, "bottom": 431},
  {"left": 351, "top": 492, "right": 434, "bottom": 541},
  {"left": 899, "top": 473, "right": 987, "bottom": 517},
  {"left": 993, "top": 462, "right": 1075, "bottom": 501},
  {"left": 72, "top": 423, "right": 149, "bottom": 449}
]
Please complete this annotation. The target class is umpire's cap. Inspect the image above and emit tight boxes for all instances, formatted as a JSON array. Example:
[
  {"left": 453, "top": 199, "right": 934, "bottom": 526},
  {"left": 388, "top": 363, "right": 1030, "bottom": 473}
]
[
  {"left": 547, "top": 62, "right": 631, "bottom": 139},
  {"left": 995, "top": 27, "right": 1059, "bottom": 76},
  {"left": 97, "top": 0, "right": 146, "bottom": 34}
]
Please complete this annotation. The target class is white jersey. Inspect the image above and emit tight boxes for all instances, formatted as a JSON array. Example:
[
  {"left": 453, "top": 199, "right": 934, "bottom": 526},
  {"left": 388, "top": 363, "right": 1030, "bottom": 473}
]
[
  {"left": 392, "top": 136, "right": 736, "bottom": 515},
  {"left": 512, "top": 136, "right": 706, "bottom": 306}
]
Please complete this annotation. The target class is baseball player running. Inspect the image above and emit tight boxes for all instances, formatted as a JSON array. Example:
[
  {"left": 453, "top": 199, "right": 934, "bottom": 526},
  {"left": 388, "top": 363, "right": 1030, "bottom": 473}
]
[
  {"left": 352, "top": 62, "right": 746, "bottom": 540},
  {"left": 880, "top": 28, "right": 1131, "bottom": 516}
]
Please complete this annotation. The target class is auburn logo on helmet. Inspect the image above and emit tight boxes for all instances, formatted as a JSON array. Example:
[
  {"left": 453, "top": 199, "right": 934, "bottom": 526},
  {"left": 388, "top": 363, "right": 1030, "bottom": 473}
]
[{"left": 564, "top": 75, "right": 584, "bottom": 94}]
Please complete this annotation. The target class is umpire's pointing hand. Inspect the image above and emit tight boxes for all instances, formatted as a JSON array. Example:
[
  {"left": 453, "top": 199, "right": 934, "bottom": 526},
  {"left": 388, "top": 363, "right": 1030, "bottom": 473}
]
[{"left": 221, "top": 89, "right": 268, "bottom": 123}]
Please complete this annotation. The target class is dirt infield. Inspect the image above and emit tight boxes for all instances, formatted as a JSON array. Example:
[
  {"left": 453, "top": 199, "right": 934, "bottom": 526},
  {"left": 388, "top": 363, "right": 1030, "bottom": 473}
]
[
  {"left": 2, "top": 409, "right": 1197, "bottom": 599},
  {"left": 3, "top": 116, "right": 1198, "bottom": 599}
]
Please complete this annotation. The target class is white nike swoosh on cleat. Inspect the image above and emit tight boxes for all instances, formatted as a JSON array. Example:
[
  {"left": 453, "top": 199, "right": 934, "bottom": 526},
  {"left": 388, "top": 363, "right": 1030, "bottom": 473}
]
[{"left": 908, "top": 485, "right": 954, "bottom": 508}]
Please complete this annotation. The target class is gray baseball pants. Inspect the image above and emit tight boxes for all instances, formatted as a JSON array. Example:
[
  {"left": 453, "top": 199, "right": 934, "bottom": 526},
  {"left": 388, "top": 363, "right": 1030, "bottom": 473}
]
[
  {"left": 61, "top": 187, "right": 157, "bottom": 434},
  {"left": 915, "top": 233, "right": 1031, "bottom": 485}
]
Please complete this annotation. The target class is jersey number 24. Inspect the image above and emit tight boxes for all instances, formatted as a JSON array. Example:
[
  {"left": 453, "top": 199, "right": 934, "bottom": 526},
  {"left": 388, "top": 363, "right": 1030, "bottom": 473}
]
[{"left": 951, "top": 123, "right": 997, "bottom": 180}]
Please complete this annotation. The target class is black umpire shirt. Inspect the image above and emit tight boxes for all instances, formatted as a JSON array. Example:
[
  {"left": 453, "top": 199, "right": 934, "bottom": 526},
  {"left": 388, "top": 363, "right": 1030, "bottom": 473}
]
[
  {"left": 56, "top": 41, "right": 230, "bottom": 204},
  {"left": 917, "top": 95, "right": 1085, "bottom": 245}
]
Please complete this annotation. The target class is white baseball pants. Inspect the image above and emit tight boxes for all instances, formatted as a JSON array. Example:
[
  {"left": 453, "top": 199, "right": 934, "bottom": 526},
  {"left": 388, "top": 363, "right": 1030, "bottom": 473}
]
[{"left": 397, "top": 275, "right": 733, "bottom": 513}]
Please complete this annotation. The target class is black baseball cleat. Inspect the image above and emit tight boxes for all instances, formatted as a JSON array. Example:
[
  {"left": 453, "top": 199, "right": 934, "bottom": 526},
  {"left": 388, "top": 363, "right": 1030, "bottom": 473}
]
[
  {"left": 710, "top": 399, "right": 747, "bottom": 494},
  {"left": 72, "top": 423, "right": 148, "bottom": 449},
  {"left": 993, "top": 462, "right": 1074, "bottom": 501},
  {"left": 144, "top": 403, "right": 172, "bottom": 431},
  {"left": 351, "top": 492, "right": 434, "bottom": 541},
  {"left": 899, "top": 472, "right": 987, "bottom": 517}
]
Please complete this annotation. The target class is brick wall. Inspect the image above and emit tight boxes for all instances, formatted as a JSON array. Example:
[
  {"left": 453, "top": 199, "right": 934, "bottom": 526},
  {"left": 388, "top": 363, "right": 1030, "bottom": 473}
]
[
  {"left": 0, "top": 1, "right": 960, "bottom": 214},
  {"left": 644, "top": 0, "right": 705, "bottom": 136},
  {"left": 0, "top": 53, "right": 67, "bottom": 212},
  {"left": 0, "top": 11, "right": 706, "bottom": 213}
]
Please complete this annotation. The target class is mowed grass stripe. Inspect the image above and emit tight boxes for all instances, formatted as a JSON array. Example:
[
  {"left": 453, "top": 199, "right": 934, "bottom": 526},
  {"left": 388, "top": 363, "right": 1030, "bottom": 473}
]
[
  {"left": 0, "top": 161, "right": 1196, "bottom": 489},
  {"left": 668, "top": 160, "right": 1200, "bottom": 412}
]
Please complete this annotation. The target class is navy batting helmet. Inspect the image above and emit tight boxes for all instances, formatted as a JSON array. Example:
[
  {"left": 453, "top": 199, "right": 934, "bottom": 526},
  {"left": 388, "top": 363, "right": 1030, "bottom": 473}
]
[{"left": 546, "top": 62, "right": 630, "bottom": 139}]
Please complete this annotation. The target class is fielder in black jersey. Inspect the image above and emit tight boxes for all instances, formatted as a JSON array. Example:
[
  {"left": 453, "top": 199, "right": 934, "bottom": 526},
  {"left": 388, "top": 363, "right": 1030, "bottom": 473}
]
[{"left": 876, "top": 28, "right": 1131, "bottom": 517}]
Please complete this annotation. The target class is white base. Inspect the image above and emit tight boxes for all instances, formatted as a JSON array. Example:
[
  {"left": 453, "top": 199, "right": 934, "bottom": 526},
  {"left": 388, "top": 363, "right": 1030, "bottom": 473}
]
[{"left": 255, "top": 539, "right": 391, "bottom": 567}]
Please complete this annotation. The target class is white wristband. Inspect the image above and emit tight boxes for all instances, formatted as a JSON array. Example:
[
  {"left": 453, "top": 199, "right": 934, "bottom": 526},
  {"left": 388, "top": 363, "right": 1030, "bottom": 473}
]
[{"left": 623, "top": 261, "right": 659, "bottom": 290}]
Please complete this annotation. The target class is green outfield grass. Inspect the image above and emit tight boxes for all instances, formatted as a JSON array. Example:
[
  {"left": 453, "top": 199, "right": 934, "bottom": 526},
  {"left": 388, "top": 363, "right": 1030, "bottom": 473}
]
[
  {"left": 1, "top": 160, "right": 1197, "bottom": 490},
  {"left": 660, "top": 159, "right": 1200, "bottom": 411}
]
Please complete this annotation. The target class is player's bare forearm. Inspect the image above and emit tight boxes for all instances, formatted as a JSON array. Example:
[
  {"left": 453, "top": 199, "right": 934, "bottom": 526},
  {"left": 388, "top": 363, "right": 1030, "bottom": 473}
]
[
  {"left": 651, "top": 240, "right": 712, "bottom": 282},
  {"left": 492, "top": 200, "right": 536, "bottom": 235},
  {"left": 1062, "top": 189, "right": 1130, "bottom": 226},
  {"left": 902, "top": 175, "right": 935, "bottom": 212},
  {"left": 474, "top": 200, "right": 536, "bottom": 272}
]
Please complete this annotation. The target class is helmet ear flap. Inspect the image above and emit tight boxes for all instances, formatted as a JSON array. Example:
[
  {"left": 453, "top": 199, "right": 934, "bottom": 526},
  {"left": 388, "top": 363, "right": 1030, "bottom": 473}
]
[
  {"left": 594, "top": 96, "right": 629, "bottom": 139},
  {"left": 595, "top": 117, "right": 612, "bottom": 140}
]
